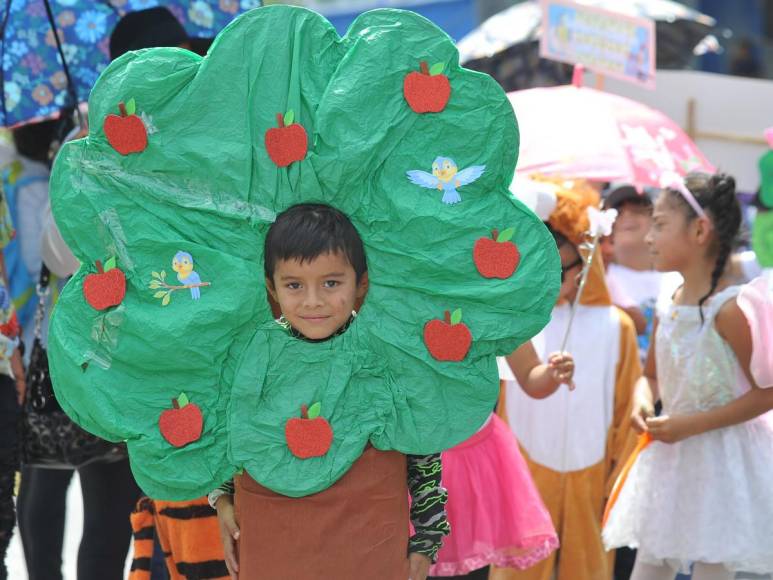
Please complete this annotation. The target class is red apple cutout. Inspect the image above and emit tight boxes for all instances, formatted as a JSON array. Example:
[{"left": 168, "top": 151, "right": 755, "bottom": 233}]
[
  {"left": 474, "top": 227, "right": 521, "bottom": 279},
  {"left": 285, "top": 402, "right": 333, "bottom": 459},
  {"left": 103, "top": 99, "right": 148, "bottom": 155},
  {"left": 424, "top": 308, "right": 473, "bottom": 362},
  {"left": 265, "top": 110, "right": 308, "bottom": 167},
  {"left": 83, "top": 258, "right": 126, "bottom": 311},
  {"left": 403, "top": 61, "right": 451, "bottom": 113},
  {"left": 159, "top": 393, "right": 204, "bottom": 448}
]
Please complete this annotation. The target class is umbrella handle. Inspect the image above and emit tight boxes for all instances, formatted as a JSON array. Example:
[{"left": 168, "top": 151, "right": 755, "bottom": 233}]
[{"left": 42, "top": 0, "right": 81, "bottom": 113}]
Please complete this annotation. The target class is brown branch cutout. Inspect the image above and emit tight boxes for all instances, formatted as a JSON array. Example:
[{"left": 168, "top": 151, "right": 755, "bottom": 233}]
[
  {"left": 148, "top": 270, "right": 210, "bottom": 306},
  {"left": 155, "top": 280, "right": 212, "bottom": 291}
]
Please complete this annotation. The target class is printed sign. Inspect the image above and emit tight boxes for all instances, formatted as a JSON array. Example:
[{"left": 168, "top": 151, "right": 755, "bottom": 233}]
[{"left": 540, "top": 0, "right": 656, "bottom": 88}]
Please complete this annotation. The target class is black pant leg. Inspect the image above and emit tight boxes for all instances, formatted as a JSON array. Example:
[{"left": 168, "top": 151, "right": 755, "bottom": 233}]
[
  {"left": 0, "top": 376, "right": 18, "bottom": 580},
  {"left": 17, "top": 465, "right": 73, "bottom": 580},
  {"left": 615, "top": 547, "right": 637, "bottom": 580},
  {"left": 77, "top": 458, "right": 141, "bottom": 580}
]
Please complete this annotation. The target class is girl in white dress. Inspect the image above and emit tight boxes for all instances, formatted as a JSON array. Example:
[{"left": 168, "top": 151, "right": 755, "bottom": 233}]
[{"left": 603, "top": 172, "right": 773, "bottom": 580}]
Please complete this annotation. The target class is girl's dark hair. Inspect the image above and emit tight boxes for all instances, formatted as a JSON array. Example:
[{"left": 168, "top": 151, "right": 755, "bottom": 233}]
[
  {"left": 264, "top": 204, "right": 367, "bottom": 283},
  {"left": 665, "top": 172, "right": 741, "bottom": 317}
]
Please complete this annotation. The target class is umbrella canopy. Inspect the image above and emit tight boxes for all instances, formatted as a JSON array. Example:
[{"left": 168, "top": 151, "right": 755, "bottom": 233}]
[
  {"left": 459, "top": 0, "right": 721, "bottom": 92},
  {"left": 1, "top": 0, "right": 259, "bottom": 127},
  {"left": 508, "top": 77, "right": 714, "bottom": 189}
]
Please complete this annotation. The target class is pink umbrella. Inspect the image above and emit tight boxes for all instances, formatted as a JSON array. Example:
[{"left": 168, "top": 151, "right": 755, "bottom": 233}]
[{"left": 508, "top": 69, "right": 714, "bottom": 188}]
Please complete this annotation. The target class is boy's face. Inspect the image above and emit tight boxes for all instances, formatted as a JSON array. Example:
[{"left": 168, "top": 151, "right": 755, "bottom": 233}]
[
  {"left": 599, "top": 235, "right": 614, "bottom": 267},
  {"left": 267, "top": 251, "right": 368, "bottom": 340},
  {"left": 611, "top": 202, "right": 652, "bottom": 263}
]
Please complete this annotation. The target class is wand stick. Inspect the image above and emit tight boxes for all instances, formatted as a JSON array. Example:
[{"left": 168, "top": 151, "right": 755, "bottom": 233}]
[{"left": 559, "top": 233, "right": 600, "bottom": 353}]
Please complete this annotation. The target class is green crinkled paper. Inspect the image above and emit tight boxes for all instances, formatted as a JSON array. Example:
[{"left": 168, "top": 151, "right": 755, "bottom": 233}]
[{"left": 48, "top": 5, "right": 560, "bottom": 500}]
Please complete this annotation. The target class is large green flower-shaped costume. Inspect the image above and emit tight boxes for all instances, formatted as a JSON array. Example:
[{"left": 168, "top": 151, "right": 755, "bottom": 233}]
[{"left": 49, "top": 5, "right": 559, "bottom": 500}]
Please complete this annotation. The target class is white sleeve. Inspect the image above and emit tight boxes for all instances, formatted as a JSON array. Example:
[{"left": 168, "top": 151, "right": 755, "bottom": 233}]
[
  {"left": 40, "top": 203, "right": 79, "bottom": 278},
  {"left": 606, "top": 272, "right": 637, "bottom": 309}
]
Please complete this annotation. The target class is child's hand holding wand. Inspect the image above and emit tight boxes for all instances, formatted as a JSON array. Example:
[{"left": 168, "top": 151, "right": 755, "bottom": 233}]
[
  {"left": 547, "top": 352, "right": 576, "bottom": 391},
  {"left": 506, "top": 343, "right": 576, "bottom": 399}
]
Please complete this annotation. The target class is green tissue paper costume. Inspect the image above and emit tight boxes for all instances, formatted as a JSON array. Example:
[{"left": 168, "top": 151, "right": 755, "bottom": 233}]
[
  {"left": 756, "top": 150, "right": 773, "bottom": 269},
  {"left": 48, "top": 5, "right": 560, "bottom": 500}
]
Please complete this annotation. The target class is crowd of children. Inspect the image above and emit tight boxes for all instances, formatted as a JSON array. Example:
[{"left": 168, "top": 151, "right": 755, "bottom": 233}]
[{"left": 0, "top": 5, "right": 771, "bottom": 580}]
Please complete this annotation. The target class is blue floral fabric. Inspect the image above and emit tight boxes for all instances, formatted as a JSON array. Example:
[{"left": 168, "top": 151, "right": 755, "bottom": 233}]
[
  {"left": 0, "top": 184, "right": 18, "bottom": 377},
  {"left": 2, "top": 0, "right": 260, "bottom": 127}
]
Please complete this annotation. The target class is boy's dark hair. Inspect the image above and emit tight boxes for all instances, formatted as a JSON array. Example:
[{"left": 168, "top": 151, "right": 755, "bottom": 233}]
[
  {"left": 665, "top": 172, "right": 741, "bottom": 317},
  {"left": 603, "top": 184, "right": 654, "bottom": 212},
  {"left": 264, "top": 204, "right": 367, "bottom": 283},
  {"left": 616, "top": 197, "right": 653, "bottom": 214},
  {"left": 109, "top": 7, "right": 188, "bottom": 60},
  {"left": 12, "top": 119, "right": 59, "bottom": 164}
]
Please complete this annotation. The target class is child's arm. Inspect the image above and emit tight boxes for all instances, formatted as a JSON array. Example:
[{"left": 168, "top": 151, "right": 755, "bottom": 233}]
[
  {"left": 406, "top": 454, "right": 449, "bottom": 579},
  {"left": 631, "top": 318, "right": 659, "bottom": 434},
  {"left": 211, "top": 481, "right": 239, "bottom": 579},
  {"left": 646, "top": 299, "right": 773, "bottom": 443},
  {"left": 620, "top": 305, "right": 648, "bottom": 336},
  {"left": 11, "top": 349, "right": 24, "bottom": 405},
  {"left": 504, "top": 341, "right": 574, "bottom": 399}
]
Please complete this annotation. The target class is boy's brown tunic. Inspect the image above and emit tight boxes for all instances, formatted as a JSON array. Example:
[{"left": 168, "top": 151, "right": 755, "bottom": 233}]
[{"left": 235, "top": 446, "right": 410, "bottom": 579}]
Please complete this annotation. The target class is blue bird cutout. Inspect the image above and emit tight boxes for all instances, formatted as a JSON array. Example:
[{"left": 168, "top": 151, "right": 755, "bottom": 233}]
[
  {"left": 172, "top": 251, "right": 202, "bottom": 300},
  {"left": 407, "top": 156, "right": 485, "bottom": 205}
]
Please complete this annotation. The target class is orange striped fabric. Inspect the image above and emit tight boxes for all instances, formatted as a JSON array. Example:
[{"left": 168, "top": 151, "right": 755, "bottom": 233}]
[
  {"left": 129, "top": 496, "right": 229, "bottom": 580},
  {"left": 129, "top": 498, "right": 155, "bottom": 580}
]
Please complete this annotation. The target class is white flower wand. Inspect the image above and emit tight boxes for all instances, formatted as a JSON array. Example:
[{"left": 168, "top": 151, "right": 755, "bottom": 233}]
[{"left": 559, "top": 206, "right": 618, "bottom": 353}]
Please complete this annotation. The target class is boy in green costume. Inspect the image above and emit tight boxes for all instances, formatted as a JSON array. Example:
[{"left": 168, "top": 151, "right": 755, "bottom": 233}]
[
  {"left": 47, "top": 5, "right": 562, "bottom": 578},
  {"left": 213, "top": 203, "right": 449, "bottom": 579}
]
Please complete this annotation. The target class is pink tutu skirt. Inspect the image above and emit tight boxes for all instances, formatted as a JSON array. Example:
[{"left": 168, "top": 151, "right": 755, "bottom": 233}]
[
  {"left": 738, "top": 274, "right": 773, "bottom": 388},
  {"left": 429, "top": 414, "right": 558, "bottom": 576}
]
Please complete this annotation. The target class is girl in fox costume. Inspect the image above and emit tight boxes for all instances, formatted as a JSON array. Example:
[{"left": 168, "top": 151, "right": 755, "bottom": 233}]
[{"left": 493, "top": 177, "right": 642, "bottom": 580}]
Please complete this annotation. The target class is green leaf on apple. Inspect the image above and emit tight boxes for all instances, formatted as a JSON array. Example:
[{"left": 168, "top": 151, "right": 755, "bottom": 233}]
[
  {"left": 126, "top": 98, "right": 137, "bottom": 116},
  {"left": 284, "top": 110, "right": 295, "bottom": 126},
  {"left": 496, "top": 228, "right": 515, "bottom": 243},
  {"left": 450, "top": 308, "right": 462, "bottom": 325},
  {"left": 162, "top": 293, "right": 171, "bottom": 306},
  {"left": 307, "top": 402, "right": 321, "bottom": 419},
  {"left": 178, "top": 392, "right": 190, "bottom": 407},
  {"left": 429, "top": 62, "right": 445, "bottom": 76},
  {"left": 153, "top": 291, "right": 166, "bottom": 298},
  {"left": 160, "top": 270, "right": 167, "bottom": 281},
  {"left": 152, "top": 271, "right": 161, "bottom": 280},
  {"left": 104, "top": 256, "right": 117, "bottom": 271}
]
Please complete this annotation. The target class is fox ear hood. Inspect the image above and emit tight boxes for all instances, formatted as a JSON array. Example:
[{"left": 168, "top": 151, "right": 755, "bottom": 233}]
[
  {"left": 512, "top": 174, "right": 610, "bottom": 307},
  {"left": 579, "top": 246, "right": 611, "bottom": 307}
]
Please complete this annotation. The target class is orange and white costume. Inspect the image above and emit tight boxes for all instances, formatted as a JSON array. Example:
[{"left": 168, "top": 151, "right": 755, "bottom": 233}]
[{"left": 492, "top": 178, "right": 642, "bottom": 580}]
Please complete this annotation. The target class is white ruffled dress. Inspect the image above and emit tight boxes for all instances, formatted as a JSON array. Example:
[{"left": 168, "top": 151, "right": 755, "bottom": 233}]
[{"left": 603, "top": 286, "right": 773, "bottom": 575}]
